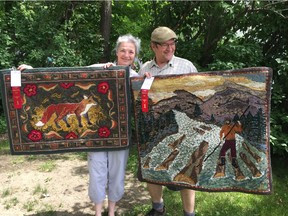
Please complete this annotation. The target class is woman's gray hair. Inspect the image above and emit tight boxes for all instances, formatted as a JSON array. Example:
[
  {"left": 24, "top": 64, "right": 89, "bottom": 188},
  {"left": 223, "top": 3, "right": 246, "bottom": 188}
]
[{"left": 115, "top": 34, "right": 141, "bottom": 55}]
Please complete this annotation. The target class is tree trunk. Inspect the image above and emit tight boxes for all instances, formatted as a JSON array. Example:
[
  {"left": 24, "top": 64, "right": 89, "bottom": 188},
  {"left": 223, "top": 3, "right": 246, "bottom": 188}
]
[{"left": 100, "top": 0, "right": 112, "bottom": 63}]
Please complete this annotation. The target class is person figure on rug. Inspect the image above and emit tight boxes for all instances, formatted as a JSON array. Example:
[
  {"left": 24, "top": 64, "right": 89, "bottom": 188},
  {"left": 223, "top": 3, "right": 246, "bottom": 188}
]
[
  {"left": 18, "top": 33, "right": 141, "bottom": 216},
  {"left": 219, "top": 119, "right": 243, "bottom": 168},
  {"left": 138, "top": 26, "right": 197, "bottom": 216}
]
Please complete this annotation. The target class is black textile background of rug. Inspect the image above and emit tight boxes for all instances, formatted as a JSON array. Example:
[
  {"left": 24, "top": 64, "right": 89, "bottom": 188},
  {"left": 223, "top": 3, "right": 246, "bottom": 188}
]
[
  {"left": 131, "top": 67, "right": 273, "bottom": 194},
  {"left": 0, "top": 66, "right": 131, "bottom": 155}
]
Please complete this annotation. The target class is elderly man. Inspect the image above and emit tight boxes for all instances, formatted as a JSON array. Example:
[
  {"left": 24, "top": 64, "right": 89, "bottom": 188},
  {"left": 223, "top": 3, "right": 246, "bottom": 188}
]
[{"left": 139, "top": 26, "right": 197, "bottom": 216}]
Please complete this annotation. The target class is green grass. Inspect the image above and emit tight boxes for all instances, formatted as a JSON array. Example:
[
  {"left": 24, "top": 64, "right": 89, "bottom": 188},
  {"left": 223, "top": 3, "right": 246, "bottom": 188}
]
[
  {"left": 33, "top": 184, "right": 48, "bottom": 197},
  {"left": 126, "top": 144, "right": 139, "bottom": 175},
  {"left": 1, "top": 188, "right": 11, "bottom": 198},
  {"left": 4, "top": 197, "right": 19, "bottom": 210},
  {"left": 0, "top": 139, "right": 10, "bottom": 154},
  {"left": 0, "top": 117, "right": 7, "bottom": 133},
  {"left": 23, "top": 199, "right": 38, "bottom": 212},
  {"left": 38, "top": 160, "right": 57, "bottom": 172},
  {"left": 1, "top": 133, "right": 287, "bottom": 215},
  {"left": 126, "top": 145, "right": 288, "bottom": 216}
]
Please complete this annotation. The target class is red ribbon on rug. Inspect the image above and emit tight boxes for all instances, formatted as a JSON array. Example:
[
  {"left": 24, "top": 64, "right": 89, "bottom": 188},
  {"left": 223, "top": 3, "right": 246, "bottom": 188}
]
[
  {"left": 141, "top": 89, "right": 149, "bottom": 112},
  {"left": 10, "top": 68, "right": 22, "bottom": 109},
  {"left": 12, "top": 87, "right": 22, "bottom": 109},
  {"left": 141, "top": 77, "right": 154, "bottom": 113}
]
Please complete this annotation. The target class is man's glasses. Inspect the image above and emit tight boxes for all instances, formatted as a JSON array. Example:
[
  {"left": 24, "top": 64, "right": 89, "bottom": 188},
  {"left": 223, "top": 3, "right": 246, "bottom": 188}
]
[{"left": 155, "top": 41, "right": 177, "bottom": 49}]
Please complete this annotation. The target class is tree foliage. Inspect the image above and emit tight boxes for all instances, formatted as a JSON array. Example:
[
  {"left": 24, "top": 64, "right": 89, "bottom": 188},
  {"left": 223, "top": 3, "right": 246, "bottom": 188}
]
[
  {"left": 0, "top": 0, "right": 287, "bottom": 155},
  {"left": 0, "top": 1, "right": 103, "bottom": 68}
]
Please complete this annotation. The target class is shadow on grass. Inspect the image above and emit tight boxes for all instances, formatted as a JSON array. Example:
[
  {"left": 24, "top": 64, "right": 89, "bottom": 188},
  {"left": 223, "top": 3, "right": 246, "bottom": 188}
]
[
  {"left": 271, "top": 154, "right": 288, "bottom": 178},
  {"left": 26, "top": 212, "right": 94, "bottom": 216},
  {"left": 25, "top": 201, "right": 95, "bottom": 216},
  {"left": 26, "top": 211, "right": 93, "bottom": 216},
  {"left": 72, "top": 164, "right": 89, "bottom": 176}
]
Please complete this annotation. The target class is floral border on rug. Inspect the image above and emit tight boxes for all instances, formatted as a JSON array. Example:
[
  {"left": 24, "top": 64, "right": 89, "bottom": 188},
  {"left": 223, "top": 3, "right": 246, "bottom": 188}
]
[{"left": 0, "top": 67, "right": 131, "bottom": 154}]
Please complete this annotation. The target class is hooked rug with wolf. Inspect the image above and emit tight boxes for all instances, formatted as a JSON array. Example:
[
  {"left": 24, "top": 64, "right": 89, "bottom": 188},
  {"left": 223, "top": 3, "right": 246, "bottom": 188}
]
[{"left": 0, "top": 66, "right": 131, "bottom": 155}]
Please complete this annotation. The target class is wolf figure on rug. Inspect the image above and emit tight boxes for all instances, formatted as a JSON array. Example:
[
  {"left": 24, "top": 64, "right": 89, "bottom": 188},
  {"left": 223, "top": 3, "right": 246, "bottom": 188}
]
[{"left": 35, "top": 95, "right": 97, "bottom": 128}]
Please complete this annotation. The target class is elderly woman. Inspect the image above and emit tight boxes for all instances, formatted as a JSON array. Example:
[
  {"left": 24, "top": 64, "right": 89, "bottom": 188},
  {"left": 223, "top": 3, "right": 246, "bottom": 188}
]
[
  {"left": 87, "top": 34, "right": 140, "bottom": 216},
  {"left": 18, "top": 34, "right": 141, "bottom": 216}
]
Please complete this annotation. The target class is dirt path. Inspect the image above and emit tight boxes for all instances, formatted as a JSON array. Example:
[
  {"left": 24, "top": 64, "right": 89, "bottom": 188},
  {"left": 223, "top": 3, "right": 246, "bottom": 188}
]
[{"left": 0, "top": 154, "right": 149, "bottom": 216}]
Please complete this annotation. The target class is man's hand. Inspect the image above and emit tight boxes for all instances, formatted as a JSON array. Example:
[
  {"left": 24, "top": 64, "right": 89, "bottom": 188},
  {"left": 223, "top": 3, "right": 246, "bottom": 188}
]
[{"left": 144, "top": 72, "right": 152, "bottom": 78}]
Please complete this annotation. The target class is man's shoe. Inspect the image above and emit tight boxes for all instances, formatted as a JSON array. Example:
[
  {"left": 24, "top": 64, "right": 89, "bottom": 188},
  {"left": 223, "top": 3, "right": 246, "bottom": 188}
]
[{"left": 146, "top": 206, "right": 166, "bottom": 216}]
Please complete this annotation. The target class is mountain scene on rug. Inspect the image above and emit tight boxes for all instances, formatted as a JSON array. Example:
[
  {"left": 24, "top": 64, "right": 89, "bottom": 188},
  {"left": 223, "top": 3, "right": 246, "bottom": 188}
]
[{"left": 131, "top": 68, "right": 272, "bottom": 194}]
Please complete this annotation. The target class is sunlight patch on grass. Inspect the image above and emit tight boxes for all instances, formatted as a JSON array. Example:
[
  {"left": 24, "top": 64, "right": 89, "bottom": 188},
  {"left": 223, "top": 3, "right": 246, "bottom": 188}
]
[
  {"left": 23, "top": 199, "right": 38, "bottom": 212},
  {"left": 26, "top": 155, "right": 39, "bottom": 161},
  {"left": 38, "top": 161, "right": 57, "bottom": 172},
  {"left": 4, "top": 197, "right": 19, "bottom": 209},
  {"left": 33, "top": 184, "right": 48, "bottom": 197},
  {"left": 1, "top": 188, "right": 11, "bottom": 198},
  {"left": 12, "top": 156, "right": 25, "bottom": 164},
  {"left": 36, "top": 204, "right": 56, "bottom": 215}
]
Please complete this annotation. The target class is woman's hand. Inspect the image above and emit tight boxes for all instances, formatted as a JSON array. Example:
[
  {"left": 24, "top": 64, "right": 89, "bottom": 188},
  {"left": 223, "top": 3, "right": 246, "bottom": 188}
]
[
  {"left": 17, "top": 64, "right": 33, "bottom": 71},
  {"left": 103, "top": 63, "right": 115, "bottom": 69},
  {"left": 88, "top": 62, "right": 115, "bottom": 68}
]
